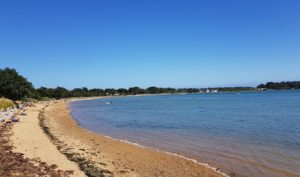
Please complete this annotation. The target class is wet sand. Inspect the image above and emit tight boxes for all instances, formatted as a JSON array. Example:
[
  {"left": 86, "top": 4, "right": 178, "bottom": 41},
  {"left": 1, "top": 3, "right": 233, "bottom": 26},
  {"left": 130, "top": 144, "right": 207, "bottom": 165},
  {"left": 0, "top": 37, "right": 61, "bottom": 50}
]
[{"left": 42, "top": 100, "right": 226, "bottom": 177}]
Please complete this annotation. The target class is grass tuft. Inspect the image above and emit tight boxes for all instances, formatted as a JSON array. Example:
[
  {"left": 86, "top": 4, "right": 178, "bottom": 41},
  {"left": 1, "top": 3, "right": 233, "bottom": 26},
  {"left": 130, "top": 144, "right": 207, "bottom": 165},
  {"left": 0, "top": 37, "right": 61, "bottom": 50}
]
[{"left": 0, "top": 98, "right": 14, "bottom": 110}]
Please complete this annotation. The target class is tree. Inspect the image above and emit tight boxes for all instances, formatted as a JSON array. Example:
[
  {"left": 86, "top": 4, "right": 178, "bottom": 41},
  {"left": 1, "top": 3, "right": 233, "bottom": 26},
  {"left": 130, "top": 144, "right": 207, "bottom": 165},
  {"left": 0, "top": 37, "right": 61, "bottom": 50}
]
[
  {"left": 117, "top": 88, "right": 128, "bottom": 95},
  {"left": 160, "top": 87, "right": 176, "bottom": 93},
  {"left": 146, "top": 86, "right": 160, "bottom": 94},
  {"left": 105, "top": 88, "right": 116, "bottom": 96},
  {"left": 36, "top": 87, "right": 53, "bottom": 98},
  {"left": 0, "top": 68, "right": 34, "bottom": 100},
  {"left": 89, "top": 88, "right": 105, "bottom": 96},
  {"left": 265, "top": 82, "right": 276, "bottom": 89},
  {"left": 52, "top": 87, "right": 70, "bottom": 99},
  {"left": 128, "top": 87, "right": 142, "bottom": 95},
  {"left": 257, "top": 84, "right": 265, "bottom": 89},
  {"left": 257, "top": 81, "right": 300, "bottom": 90}
]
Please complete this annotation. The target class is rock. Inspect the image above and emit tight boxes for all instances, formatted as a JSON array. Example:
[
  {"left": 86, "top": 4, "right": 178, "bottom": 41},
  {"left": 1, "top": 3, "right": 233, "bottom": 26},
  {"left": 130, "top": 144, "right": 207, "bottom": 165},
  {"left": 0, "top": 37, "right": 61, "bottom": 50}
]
[{"left": 11, "top": 117, "right": 19, "bottom": 122}]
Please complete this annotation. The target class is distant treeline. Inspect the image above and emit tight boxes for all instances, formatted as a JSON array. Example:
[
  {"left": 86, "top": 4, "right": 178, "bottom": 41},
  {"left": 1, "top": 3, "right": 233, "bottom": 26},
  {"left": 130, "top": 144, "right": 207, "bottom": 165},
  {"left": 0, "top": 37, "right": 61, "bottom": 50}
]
[
  {"left": 36, "top": 86, "right": 179, "bottom": 99},
  {"left": 201, "top": 87, "right": 254, "bottom": 92},
  {"left": 2, "top": 67, "right": 286, "bottom": 101},
  {"left": 257, "top": 81, "right": 300, "bottom": 90}
]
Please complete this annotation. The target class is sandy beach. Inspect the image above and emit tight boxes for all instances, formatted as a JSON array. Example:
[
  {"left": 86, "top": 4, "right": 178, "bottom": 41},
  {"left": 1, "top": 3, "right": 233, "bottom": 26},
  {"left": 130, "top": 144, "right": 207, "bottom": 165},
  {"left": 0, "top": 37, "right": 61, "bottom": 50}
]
[
  {"left": 11, "top": 102, "right": 85, "bottom": 177},
  {"left": 5, "top": 99, "right": 228, "bottom": 177}
]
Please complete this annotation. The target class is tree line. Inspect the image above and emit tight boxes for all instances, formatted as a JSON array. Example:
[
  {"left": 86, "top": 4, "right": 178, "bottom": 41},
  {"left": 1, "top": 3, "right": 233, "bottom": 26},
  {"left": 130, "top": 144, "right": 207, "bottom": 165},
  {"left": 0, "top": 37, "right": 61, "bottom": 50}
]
[
  {"left": 257, "top": 81, "right": 300, "bottom": 90},
  {"left": 0, "top": 68, "right": 198, "bottom": 100},
  {"left": 4, "top": 67, "right": 295, "bottom": 101}
]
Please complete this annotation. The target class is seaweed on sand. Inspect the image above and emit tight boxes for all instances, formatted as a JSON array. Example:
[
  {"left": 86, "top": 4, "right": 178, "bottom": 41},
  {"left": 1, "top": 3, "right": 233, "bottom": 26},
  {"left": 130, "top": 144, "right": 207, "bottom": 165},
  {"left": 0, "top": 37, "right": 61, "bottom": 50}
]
[
  {"left": 0, "top": 123, "right": 73, "bottom": 177},
  {"left": 38, "top": 108, "right": 113, "bottom": 177}
]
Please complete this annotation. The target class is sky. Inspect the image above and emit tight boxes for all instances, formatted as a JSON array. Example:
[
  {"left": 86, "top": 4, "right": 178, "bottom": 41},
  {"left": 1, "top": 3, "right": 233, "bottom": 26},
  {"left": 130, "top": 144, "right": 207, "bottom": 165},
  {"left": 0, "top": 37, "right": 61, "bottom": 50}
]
[{"left": 0, "top": 0, "right": 299, "bottom": 89}]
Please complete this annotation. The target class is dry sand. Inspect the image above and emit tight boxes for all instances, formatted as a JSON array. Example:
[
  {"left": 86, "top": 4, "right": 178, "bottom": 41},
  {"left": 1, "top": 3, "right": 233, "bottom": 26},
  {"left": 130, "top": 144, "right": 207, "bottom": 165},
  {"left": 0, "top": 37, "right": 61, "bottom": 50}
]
[
  {"left": 10, "top": 100, "right": 227, "bottom": 177},
  {"left": 11, "top": 102, "right": 86, "bottom": 177}
]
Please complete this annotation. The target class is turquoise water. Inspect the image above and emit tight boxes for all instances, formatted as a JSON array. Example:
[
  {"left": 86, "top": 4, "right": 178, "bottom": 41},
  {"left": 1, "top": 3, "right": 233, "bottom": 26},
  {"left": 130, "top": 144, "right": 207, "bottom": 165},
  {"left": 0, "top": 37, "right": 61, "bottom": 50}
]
[{"left": 70, "top": 90, "right": 300, "bottom": 177}]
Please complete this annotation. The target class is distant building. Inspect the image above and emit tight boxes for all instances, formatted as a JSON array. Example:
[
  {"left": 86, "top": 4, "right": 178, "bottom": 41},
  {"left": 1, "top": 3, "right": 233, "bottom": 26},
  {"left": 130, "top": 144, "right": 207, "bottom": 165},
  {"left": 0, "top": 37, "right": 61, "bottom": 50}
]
[{"left": 206, "top": 89, "right": 218, "bottom": 93}]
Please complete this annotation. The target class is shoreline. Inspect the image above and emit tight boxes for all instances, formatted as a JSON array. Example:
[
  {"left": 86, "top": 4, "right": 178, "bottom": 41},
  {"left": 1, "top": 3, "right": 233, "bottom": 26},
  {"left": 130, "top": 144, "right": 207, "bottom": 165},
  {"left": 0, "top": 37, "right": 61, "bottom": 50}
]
[
  {"left": 68, "top": 96, "right": 231, "bottom": 176},
  {"left": 77, "top": 119, "right": 230, "bottom": 177},
  {"left": 68, "top": 97, "right": 230, "bottom": 177},
  {"left": 72, "top": 91, "right": 300, "bottom": 177},
  {"left": 8, "top": 97, "right": 229, "bottom": 177},
  {"left": 49, "top": 99, "right": 228, "bottom": 176}
]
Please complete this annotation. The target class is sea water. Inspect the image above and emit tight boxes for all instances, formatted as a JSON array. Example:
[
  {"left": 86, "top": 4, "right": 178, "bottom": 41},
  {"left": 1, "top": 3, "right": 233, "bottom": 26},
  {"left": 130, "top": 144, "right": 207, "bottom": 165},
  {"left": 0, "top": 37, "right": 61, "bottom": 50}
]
[{"left": 70, "top": 90, "right": 300, "bottom": 177}]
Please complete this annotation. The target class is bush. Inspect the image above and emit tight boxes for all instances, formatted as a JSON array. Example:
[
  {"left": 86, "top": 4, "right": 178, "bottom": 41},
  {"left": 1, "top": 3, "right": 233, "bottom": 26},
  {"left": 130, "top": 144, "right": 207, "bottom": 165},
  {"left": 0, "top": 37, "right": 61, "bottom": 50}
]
[
  {"left": 0, "top": 98, "right": 15, "bottom": 110},
  {"left": 22, "top": 97, "right": 38, "bottom": 103}
]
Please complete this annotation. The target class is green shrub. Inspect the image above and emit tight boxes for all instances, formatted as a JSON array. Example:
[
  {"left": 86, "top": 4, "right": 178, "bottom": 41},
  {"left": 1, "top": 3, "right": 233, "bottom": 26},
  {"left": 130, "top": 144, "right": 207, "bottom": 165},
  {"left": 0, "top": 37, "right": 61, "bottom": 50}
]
[{"left": 22, "top": 97, "right": 38, "bottom": 103}]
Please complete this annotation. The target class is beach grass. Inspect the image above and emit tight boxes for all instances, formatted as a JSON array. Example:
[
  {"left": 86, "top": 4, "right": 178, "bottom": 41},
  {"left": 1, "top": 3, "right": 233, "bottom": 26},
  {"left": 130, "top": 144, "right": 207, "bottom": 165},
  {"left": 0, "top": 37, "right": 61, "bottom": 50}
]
[{"left": 0, "top": 98, "right": 14, "bottom": 110}]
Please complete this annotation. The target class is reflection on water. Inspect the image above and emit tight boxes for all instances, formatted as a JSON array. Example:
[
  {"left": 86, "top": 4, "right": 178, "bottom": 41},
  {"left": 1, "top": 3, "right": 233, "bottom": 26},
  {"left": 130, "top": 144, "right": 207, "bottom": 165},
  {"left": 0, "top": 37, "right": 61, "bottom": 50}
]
[{"left": 70, "top": 90, "right": 300, "bottom": 177}]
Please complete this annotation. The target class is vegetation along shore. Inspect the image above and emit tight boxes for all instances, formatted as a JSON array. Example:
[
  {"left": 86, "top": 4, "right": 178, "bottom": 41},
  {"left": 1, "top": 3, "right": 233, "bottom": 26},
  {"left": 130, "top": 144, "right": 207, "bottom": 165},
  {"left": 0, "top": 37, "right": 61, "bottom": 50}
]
[{"left": 1, "top": 67, "right": 299, "bottom": 101}]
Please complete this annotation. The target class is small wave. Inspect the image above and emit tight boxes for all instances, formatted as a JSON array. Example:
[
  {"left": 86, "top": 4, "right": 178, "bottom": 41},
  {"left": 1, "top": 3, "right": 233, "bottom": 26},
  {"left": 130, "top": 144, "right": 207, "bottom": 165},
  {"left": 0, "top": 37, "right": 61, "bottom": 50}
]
[{"left": 97, "top": 133, "right": 230, "bottom": 177}]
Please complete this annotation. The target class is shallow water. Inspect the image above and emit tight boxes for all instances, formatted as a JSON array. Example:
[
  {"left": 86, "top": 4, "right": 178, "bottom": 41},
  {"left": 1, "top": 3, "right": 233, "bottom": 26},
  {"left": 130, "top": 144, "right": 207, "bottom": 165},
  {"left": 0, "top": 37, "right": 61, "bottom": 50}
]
[{"left": 70, "top": 90, "right": 300, "bottom": 177}]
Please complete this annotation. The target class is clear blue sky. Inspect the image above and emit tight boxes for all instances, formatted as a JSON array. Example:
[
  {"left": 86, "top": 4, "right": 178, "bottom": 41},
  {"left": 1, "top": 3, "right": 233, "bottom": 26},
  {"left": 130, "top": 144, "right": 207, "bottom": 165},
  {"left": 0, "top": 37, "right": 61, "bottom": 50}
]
[{"left": 0, "top": 0, "right": 299, "bottom": 89}]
